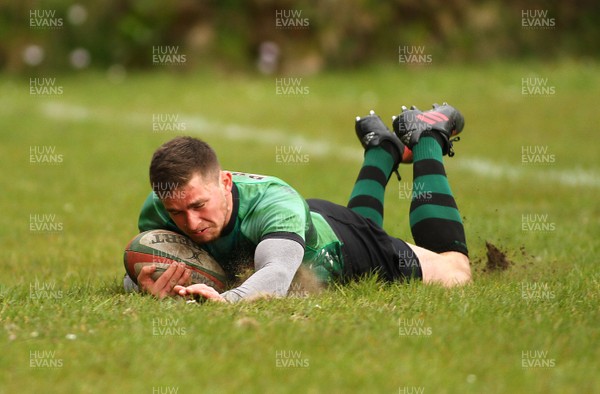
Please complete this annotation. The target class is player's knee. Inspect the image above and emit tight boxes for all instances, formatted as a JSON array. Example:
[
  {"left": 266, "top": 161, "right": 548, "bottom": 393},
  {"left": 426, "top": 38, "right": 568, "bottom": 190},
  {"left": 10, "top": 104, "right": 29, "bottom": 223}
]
[
  {"left": 452, "top": 264, "right": 471, "bottom": 285},
  {"left": 435, "top": 251, "right": 471, "bottom": 286},
  {"left": 415, "top": 249, "right": 471, "bottom": 287},
  {"left": 449, "top": 254, "right": 471, "bottom": 285}
]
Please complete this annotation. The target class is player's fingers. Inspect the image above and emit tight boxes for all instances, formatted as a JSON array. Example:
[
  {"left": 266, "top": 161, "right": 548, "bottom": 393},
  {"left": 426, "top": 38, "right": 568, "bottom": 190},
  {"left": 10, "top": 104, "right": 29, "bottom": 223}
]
[
  {"left": 182, "top": 283, "right": 212, "bottom": 296},
  {"left": 138, "top": 264, "right": 156, "bottom": 280},
  {"left": 204, "top": 288, "right": 226, "bottom": 302},
  {"left": 183, "top": 284, "right": 226, "bottom": 303},
  {"left": 159, "top": 264, "right": 188, "bottom": 296},
  {"left": 155, "top": 278, "right": 174, "bottom": 299},
  {"left": 178, "top": 268, "right": 192, "bottom": 287},
  {"left": 168, "top": 263, "right": 187, "bottom": 286},
  {"left": 168, "top": 268, "right": 191, "bottom": 296},
  {"left": 185, "top": 283, "right": 210, "bottom": 292},
  {"left": 197, "top": 285, "right": 221, "bottom": 300},
  {"left": 137, "top": 265, "right": 157, "bottom": 290},
  {"left": 173, "top": 285, "right": 187, "bottom": 296},
  {"left": 153, "top": 262, "right": 179, "bottom": 290}
]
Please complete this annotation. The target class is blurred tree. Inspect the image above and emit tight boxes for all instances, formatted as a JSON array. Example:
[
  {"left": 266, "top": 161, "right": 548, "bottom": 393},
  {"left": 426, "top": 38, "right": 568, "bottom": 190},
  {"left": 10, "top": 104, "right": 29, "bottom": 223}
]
[{"left": 1, "top": 0, "right": 598, "bottom": 74}]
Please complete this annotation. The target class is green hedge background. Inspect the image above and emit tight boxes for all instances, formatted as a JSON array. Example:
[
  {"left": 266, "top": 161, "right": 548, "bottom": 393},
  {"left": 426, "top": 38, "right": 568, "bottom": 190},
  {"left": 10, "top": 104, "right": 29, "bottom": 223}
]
[{"left": 2, "top": 0, "right": 598, "bottom": 74}]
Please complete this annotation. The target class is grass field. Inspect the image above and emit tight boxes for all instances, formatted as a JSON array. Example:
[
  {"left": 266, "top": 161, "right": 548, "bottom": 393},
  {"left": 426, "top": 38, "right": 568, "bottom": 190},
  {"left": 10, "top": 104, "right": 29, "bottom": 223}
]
[{"left": 1, "top": 61, "right": 599, "bottom": 393}]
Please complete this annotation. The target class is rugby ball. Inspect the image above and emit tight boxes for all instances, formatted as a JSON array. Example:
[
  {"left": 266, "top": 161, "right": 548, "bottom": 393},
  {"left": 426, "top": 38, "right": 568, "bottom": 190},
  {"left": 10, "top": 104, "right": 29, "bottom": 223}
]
[{"left": 124, "top": 229, "right": 226, "bottom": 292}]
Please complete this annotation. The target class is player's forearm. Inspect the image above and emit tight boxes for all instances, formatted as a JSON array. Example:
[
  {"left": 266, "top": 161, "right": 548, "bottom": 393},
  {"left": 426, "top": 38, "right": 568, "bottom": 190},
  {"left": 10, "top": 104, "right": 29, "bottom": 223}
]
[
  {"left": 220, "top": 238, "right": 304, "bottom": 302},
  {"left": 220, "top": 263, "right": 294, "bottom": 302}
]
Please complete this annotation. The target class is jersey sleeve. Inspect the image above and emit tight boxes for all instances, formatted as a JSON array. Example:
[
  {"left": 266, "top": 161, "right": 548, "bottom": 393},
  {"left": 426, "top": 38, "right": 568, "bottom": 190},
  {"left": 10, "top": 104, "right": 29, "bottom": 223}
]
[
  {"left": 241, "top": 183, "right": 308, "bottom": 247},
  {"left": 220, "top": 237, "right": 304, "bottom": 302}
]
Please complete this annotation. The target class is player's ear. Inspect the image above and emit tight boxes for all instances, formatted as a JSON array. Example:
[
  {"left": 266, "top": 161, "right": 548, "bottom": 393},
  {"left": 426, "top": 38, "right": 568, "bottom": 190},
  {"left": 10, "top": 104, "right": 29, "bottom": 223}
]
[{"left": 220, "top": 171, "right": 233, "bottom": 193}]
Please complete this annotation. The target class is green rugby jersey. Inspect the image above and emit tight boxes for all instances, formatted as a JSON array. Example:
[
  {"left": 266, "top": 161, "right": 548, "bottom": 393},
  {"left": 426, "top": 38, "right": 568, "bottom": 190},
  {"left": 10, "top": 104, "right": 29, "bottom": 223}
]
[{"left": 137, "top": 171, "right": 343, "bottom": 282}]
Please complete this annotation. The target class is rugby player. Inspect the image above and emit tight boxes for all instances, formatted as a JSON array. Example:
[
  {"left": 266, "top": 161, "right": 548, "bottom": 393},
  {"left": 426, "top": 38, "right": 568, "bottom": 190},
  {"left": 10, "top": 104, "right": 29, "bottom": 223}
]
[{"left": 125, "top": 103, "right": 471, "bottom": 301}]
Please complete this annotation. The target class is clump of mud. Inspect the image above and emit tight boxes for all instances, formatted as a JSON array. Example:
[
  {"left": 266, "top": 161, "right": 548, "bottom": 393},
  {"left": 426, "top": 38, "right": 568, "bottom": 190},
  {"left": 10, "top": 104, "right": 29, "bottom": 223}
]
[{"left": 484, "top": 241, "right": 514, "bottom": 272}]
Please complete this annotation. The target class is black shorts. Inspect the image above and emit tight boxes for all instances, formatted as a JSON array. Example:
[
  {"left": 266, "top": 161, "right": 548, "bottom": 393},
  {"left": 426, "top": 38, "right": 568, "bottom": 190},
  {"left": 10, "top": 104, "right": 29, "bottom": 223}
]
[{"left": 307, "top": 199, "right": 422, "bottom": 282}]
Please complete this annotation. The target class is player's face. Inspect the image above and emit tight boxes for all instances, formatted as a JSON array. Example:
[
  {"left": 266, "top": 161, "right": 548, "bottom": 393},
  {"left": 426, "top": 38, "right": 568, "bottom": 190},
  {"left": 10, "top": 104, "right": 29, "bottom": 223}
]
[{"left": 162, "top": 171, "right": 233, "bottom": 244}]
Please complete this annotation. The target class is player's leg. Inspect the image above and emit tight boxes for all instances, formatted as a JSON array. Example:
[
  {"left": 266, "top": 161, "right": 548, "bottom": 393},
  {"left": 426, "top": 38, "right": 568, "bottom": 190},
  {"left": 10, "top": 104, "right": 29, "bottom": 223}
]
[
  {"left": 308, "top": 198, "right": 423, "bottom": 283},
  {"left": 393, "top": 103, "right": 470, "bottom": 285},
  {"left": 405, "top": 243, "right": 470, "bottom": 286},
  {"left": 348, "top": 111, "right": 412, "bottom": 227}
]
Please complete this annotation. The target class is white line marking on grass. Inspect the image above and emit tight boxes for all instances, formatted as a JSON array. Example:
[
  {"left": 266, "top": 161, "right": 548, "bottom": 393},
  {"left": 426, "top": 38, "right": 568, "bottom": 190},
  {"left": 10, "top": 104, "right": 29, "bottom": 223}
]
[
  {"left": 180, "top": 115, "right": 362, "bottom": 161},
  {"left": 40, "top": 101, "right": 600, "bottom": 189},
  {"left": 456, "top": 158, "right": 600, "bottom": 189}
]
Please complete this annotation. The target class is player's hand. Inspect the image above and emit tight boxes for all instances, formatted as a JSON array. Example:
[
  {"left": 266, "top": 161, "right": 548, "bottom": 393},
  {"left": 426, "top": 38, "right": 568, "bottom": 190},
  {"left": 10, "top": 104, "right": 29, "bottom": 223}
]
[
  {"left": 173, "top": 283, "right": 226, "bottom": 303},
  {"left": 137, "top": 262, "right": 192, "bottom": 299}
]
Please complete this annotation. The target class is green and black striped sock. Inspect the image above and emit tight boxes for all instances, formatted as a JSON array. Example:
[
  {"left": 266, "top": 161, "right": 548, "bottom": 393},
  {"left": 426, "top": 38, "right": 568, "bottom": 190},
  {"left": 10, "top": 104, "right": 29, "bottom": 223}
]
[
  {"left": 347, "top": 143, "right": 400, "bottom": 228},
  {"left": 409, "top": 134, "right": 468, "bottom": 255}
]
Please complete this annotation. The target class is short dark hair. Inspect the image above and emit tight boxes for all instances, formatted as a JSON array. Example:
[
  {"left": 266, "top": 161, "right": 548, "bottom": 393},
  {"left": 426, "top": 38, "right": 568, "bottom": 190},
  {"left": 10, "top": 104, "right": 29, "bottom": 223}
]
[{"left": 149, "top": 136, "right": 220, "bottom": 193}]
